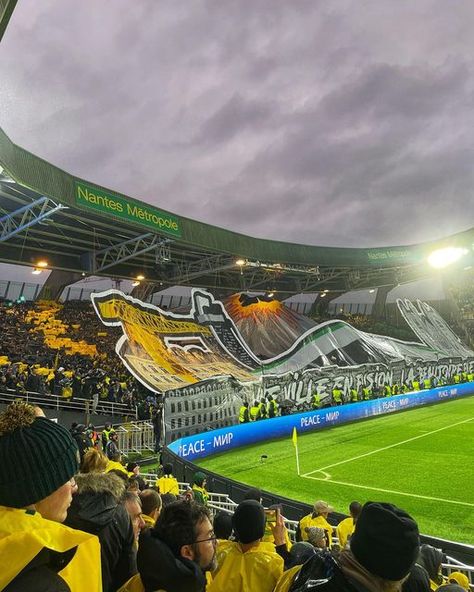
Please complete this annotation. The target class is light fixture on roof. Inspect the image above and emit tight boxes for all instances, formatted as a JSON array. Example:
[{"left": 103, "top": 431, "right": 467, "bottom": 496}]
[
  {"left": 136, "top": 274, "right": 145, "bottom": 281},
  {"left": 235, "top": 259, "right": 246, "bottom": 266},
  {"left": 323, "top": 289, "right": 329, "bottom": 293},
  {"left": 320, "top": 293, "right": 326, "bottom": 298},
  {"left": 36, "top": 260, "right": 48, "bottom": 268},
  {"left": 427, "top": 247, "right": 468, "bottom": 269},
  {"left": 268, "top": 292, "right": 274, "bottom": 298},
  {"left": 369, "top": 289, "right": 375, "bottom": 293},
  {"left": 132, "top": 281, "right": 140, "bottom": 287}
]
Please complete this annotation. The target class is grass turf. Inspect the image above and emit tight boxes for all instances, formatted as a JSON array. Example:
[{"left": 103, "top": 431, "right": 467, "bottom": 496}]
[{"left": 196, "top": 395, "right": 474, "bottom": 544}]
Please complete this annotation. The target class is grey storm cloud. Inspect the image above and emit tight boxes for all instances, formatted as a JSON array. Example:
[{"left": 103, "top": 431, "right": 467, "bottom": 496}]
[{"left": 0, "top": 0, "right": 473, "bottom": 248}]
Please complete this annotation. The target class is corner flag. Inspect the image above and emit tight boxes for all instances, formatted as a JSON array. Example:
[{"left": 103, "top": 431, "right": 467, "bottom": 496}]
[
  {"left": 292, "top": 427, "right": 300, "bottom": 475},
  {"left": 292, "top": 427, "right": 298, "bottom": 447}
]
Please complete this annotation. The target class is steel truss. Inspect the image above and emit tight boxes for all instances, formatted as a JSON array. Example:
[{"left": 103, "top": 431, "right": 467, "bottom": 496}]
[{"left": 0, "top": 196, "right": 67, "bottom": 242}]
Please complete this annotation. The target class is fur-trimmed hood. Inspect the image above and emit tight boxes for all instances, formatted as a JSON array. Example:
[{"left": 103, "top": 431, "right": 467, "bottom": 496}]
[
  {"left": 65, "top": 471, "right": 126, "bottom": 532},
  {"left": 75, "top": 471, "right": 125, "bottom": 501}
]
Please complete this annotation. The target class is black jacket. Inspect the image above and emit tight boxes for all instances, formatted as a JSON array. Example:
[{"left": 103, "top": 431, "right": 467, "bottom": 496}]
[
  {"left": 137, "top": 528, "right": 207, "bottom": 592},
  {"left": 65, "top": 472, "right": 136, "bottom": 592},
  {"left": 289, "top": 551, "right": 363, "bottom": 592},
  {"left": 4, "top": 547, "right": 75, "bottom": 592}
]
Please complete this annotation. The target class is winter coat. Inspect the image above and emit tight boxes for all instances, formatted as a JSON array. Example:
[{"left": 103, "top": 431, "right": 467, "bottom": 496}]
[
  {"left": 64, "top": 472, "right": 136, "bottom": 592},
  {"left": 0, "top": 506, "right": 102, "bottom": 591},
  {"left": 137, "top": 528, "right": 207, "bottom": 592}
]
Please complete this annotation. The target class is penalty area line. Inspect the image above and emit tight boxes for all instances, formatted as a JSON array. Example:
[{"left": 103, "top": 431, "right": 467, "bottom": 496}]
[
  {"left": 302, "top": 416, "right": 474, "bottom": 477},
  {"left": 301, "top": 474, "right": 474, "bottom": 508}
]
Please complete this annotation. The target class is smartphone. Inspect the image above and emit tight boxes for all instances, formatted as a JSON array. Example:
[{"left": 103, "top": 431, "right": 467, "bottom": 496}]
[{"left": 264, "top": 507, "right": 280, "bottom": 524}]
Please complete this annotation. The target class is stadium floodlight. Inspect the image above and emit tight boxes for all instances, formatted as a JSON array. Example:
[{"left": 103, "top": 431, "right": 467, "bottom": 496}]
[
  {"left": 235, "top": 258, "right": 246, "bottom": 266},
  {"left": 268, "top": 292, "right": 274, "bottom": 298},
  {"left": 36, "top": 259, "right": 48, "bottom": 268},
  {"left": 136, "top": 274, "right": 145, "bottom": 281},
  {"left": 369, "top": 289, "right": 375, "bottom": 293},
  {"left": 427, "top": 247, "right": 468, "bottom": 269},
  {"left": 132, "top": 280, "right": 140, "bottom": 287}
]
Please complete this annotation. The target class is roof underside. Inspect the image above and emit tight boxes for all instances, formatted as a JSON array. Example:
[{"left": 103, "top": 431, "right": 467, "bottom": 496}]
[{"left": 1, "top": 127, "right": 473, "bottom": 296}]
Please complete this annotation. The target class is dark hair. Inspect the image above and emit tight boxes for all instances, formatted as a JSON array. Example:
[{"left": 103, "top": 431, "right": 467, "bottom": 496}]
[
  {"left": 213, "top": 511, "right": 233, "bottom": 540},
  {"left": 160, "top": 493, "right": 177, "bottom": 506},
  {"left": 242, "top": 487, "right": 262, "bottom": 502},
  {"left": 153, "top": 500, "right": 211, "bottom": 557},
  {"left": 350, "top": 501, "right": 362, "bottom": 519},
  {"left": 126, "top": 462, "right": 139, "bottom": 473},
  {"left": 140, "top": 489, "right": 162, "bottom": 516}
]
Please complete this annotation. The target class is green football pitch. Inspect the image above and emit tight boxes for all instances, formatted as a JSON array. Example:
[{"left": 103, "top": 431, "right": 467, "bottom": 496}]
[{"left": 196, "top": 396, "right": 474, "bottom": 544}]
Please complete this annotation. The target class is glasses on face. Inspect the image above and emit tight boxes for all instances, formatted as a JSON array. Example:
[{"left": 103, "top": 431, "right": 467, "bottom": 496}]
[{"left": 194, "top": 531, "right": 217, "bottom": 544}]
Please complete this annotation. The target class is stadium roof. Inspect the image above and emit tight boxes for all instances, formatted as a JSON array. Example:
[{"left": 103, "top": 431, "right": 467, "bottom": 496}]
[{"left": 1, "top": 125, "right": 473, "bottom": 296}]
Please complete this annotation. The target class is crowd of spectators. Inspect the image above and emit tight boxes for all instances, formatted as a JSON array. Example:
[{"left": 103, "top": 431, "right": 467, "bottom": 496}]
[
  {"left": 0, "top": 301, "right": 160, "bottom": 418},
  {"left": 1, "top": 401, "right": 471, "bottom": 591}
]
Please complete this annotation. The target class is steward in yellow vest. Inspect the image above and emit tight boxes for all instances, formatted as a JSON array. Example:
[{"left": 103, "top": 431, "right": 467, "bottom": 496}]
[
  {"left": 332, "top": 388, "right": 343, "bottom": 406},
  {"left": 250, "top": 401, "right": 260, "bottom": 421},
  {"left": 239, "top": 402, "right": 250, "bottom": 423},
  {"left": 312, "top": 392, "right": 321, "bottom": 409}
]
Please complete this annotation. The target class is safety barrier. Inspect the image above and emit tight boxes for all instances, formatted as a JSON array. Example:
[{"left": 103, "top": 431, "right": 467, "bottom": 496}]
[
  {"left": 111, "top": 421, "right": 155, "bottom": 455},
  {"left": 141, "top": 470, "right": 473, "bottom": 586},
  {"left": 168, "top": 383, "right": 474, "bottom": 461},
  {"left": 0, "top": 387, "right": 134, "bottom": 418}
]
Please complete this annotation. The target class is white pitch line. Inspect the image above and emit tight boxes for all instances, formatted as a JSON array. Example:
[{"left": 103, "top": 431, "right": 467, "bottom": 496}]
[
  {"left": 302, "top": 416, "right": 474, "bottom": 477},
  {"left": 302, "top": 474, "right": 474, "bottom": 508}
]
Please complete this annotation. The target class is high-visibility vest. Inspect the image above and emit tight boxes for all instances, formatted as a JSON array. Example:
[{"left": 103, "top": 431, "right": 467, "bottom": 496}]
[
  {"left": 258, "top": 402, "right": 267, "bottom": 419},
  {"left": 350, "top": 388, "right": 358, "bottom": 402},
  {"left": 423, "top": 378, "right": 431, "bottom": 389},
  {"left": 250, "top": 406, "right": 259, "bottom": 421},
  {"left": 312, "top": 393, "right": 321, "bottom": 408},
  {"left": 239, "top": 406, "right": 249, "bottom": 423},
  {"left": 383, "top": 385, "right": 392, "bottom": 397},
  {"left": 267, "top": 399, "right": 278, "bottom": 418},
  {"left": 332, "top": 389, "right": 342, "bottom": 403},
  {"left": 362, "top": 387, "right": 371, "bottom": 400},
  {"left": 412, "top": 380, "right": 420, "bottom": 391}
]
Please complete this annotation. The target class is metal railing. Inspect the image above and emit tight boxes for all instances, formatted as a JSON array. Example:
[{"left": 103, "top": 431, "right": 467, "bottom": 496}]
[
  {"left": 114, "top": 421, "right": 155, "bottom": 455},
  {"left": 140, "top": 472, "right": 474, "bottom": 587},
  {"left": 0, "top": 387, "right": 134, "bottom": 418}
]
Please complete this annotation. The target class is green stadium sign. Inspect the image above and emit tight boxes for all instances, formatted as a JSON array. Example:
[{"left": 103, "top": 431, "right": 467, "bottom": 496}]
[{"left": 75, "top": 181, "right": 181, "bottom": 237}]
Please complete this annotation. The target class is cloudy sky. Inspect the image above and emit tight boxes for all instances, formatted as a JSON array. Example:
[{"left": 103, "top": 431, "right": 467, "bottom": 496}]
[{"left": 1, "top": 0, "right": 474, "bottom": 248}]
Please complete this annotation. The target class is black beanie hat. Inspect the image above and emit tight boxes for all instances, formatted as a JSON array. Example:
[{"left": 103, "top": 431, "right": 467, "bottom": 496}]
[
  {"left": 0, "top": 403, "right": 79, "bottom": 507},
  {"left": 232, "top": 500, "right": 266, "bottom": 544},
  {"left": 350, "top": 501, "right": 420, "bottom": 581}
]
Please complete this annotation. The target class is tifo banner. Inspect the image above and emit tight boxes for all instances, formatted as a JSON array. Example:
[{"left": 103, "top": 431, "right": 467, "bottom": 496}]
[
  {"left": 168, "top": 383, "right": 474, "bottom": 461},
  {"left": 91, "top": 288, "right": 474, "bottom": 439}
]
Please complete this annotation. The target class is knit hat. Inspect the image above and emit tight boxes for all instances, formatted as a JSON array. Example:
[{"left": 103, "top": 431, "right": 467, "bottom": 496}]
[
  {"left": 305, "top": 526, "right": 326, "bottom": 546},
  {"left": 0, "top": 402, "right": 79, "bottom": 507},
  {"left": 350, "top": 502, "right": 419, "bottom": 581},
  {"left": 232, "top": 500, "right": 266, "bottom": 543},
  {"left": 193, "top": 471, "right": 206, "bottom": 487}
]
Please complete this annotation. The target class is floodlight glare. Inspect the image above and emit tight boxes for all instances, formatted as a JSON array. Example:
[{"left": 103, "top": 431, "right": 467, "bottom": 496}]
[
  {"left": 36, "top": 260, "right": 48, "bottom": 268},
  {"left": 235, "top": 259, "right": 246, "bottom": 266},
  {"left": 427, "top": 247, "right": 468, "bottom": 269},
  {"left": 132, "top": 280, "right": 140, "bottom": 287},
  {"left": 136, "top": 274, "right": 145, "bottom": 281}
]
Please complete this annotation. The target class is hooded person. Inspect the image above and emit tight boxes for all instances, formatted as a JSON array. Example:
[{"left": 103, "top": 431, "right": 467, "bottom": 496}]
[
  {"left": 119, "top": 500, "right": 217, "bottom": 592},
  {"left": 417, "top": 544, "right": 445, "bottom": 590},
  {"left": 64, "top": 472, "right": 137, "bottom": 592},
  {"left": 0, "top": 402, "right": 102, "bottom": 591},
  {"left": 289, "top": 501, "right": 420, "bottom": 592},
  {"left": 402, "top": 565, "right": 431, "bottom": 592},
  {"left": 192, "top": 471, "right": 209, "bottom": 505},
  {"left": 208, "top": 500, "right": 284, "bottom": 592}
]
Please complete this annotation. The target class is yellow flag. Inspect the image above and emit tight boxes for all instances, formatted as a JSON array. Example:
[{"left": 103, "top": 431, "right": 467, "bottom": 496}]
[{"left": 292, "top": 427, "right": 298, "bottom": 447}]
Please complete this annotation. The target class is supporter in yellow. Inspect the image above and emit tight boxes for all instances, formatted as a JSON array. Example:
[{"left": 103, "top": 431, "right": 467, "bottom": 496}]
[
  {"left": 192, "top": 471, "right": 209, "bottom": 505},
  {"left": 448, "top": 572, "right": 470, "bottom": 591},
  {"left": 208, "top": 500, "right": 284, "bottom": 592},
  {"left": 299, "top": 500, "right": 334, "bottom": 546},
  {"left": 336, "top": 501, "right": 362, "bottom": 549},
  {"left": 139, "top": 488, "right": 162, "bottom": 529},
  {"left": 0, "top": 402, "right": 102, "bottom": 591},
  {"left": 155, "top": 462, "right": 180, "bottom": 495},
  {"left": 105, "top": 451, "right": 129, "bottom": 476}
]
